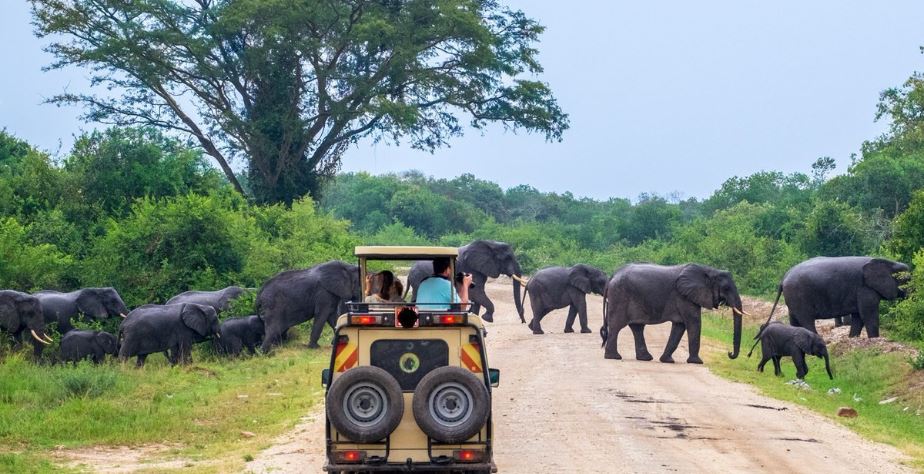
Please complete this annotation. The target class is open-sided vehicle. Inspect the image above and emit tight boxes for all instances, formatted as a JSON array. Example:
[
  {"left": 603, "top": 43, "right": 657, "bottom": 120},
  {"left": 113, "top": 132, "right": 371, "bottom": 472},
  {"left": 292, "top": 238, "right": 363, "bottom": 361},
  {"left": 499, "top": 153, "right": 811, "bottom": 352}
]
[{"left": 322, "top": 246, "right": 499, "bottom": 473}]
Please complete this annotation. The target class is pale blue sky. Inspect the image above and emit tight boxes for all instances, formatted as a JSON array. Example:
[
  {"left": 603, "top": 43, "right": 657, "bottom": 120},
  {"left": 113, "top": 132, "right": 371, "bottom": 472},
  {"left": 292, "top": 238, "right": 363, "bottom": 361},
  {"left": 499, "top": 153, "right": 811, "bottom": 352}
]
[{"left": 2, "top": 1, "right": 924, "bottom": 200}]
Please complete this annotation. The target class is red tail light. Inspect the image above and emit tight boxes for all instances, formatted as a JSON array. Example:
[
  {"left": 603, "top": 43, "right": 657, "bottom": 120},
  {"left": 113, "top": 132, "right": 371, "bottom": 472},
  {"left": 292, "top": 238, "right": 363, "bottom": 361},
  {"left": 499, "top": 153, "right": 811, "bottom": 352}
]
[
  {"left": 436, "top": 314, "right": 464, "bottom": 325},
  {"left": 350, "top": 314, "right": 381, "bottom": 325},
  {"left": 453, "top": 449, "right": 483, "bottom": 463},
  {"left": 333, "top": 450, "right": 366, "bottom": 463}
]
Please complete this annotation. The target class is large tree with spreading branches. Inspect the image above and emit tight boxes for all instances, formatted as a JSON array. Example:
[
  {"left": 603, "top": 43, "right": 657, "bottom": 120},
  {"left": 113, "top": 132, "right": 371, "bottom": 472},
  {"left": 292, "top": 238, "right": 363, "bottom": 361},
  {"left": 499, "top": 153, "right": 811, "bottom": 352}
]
[{"left": 31, "top": 0, "right": 569, "bottom": 204}]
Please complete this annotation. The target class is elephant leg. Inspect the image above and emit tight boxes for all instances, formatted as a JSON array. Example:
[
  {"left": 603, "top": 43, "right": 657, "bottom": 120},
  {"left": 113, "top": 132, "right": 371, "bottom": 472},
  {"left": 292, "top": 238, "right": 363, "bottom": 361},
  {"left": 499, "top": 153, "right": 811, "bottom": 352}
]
[
  {"left": 470, "top": 285, "right": 495, "bottom": 322},
  {"left": 660, "top": 322, "right": 686, "bottom": 363},
  {"left": 857, "top": 303, "right": 880, "bottom": 338},
  {"left": 529, "top": 307, "right": 550, "bottom": 335},
  {"left": 757, "top": 355, "right": 770, "bottom": 373},
  {"left": 604, "top": 317, "right": 627, "bottom": 360},
  {"left": 135, "top": 354, "right": 147, "bottom": 368},
  {"left": 572, "top": 296, "right": 591, "bottom": 333},
  {"left": 848, "top": 312, "right": 864, "bottom": 337},
  {"left": 686, "top": 318, "right": 703, "bottom": 364},
  {"left": 629, "top": 324, "right": 653, "bottom": 361},
  {"left": 792, "top": 351, "right": 808, "bottom": 379},
  {"left": 772, "top": 356, "right": 782, "bottom": 376},
  {"left": 563, "top": 306, "right": 578, "bottom": 333},
  {"left": 261, "top": 325, "right": 285, "bottom": 353}
]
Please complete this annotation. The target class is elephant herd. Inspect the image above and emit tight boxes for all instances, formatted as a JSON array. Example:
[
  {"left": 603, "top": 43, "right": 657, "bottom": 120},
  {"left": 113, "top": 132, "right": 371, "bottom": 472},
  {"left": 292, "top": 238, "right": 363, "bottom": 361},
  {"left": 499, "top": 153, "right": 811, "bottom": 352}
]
[{"left": 0, "top": 237, "right": 910, "bottom": 379}]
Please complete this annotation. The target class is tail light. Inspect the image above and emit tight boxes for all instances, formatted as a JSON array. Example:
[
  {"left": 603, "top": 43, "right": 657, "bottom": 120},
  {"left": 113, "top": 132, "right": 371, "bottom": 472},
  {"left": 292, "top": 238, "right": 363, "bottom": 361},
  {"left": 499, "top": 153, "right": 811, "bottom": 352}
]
[
  {"left": 453, "top": 449, "right": 484, "bottom": 463},
  {"left": 333, "top": 450, "right": 366, "bottom": 463},
  {"left": 434, "top": 314, "right": 465, "bottom": 325},
  {"left": 350, "top": 314, "right": 383, "bottom": 325}
]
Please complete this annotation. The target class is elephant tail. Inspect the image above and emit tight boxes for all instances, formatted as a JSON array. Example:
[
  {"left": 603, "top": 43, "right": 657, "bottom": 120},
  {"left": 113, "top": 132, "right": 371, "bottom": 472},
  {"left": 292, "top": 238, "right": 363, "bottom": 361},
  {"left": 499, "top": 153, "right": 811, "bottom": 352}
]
[
  {"left": 747, "top": 284, "right": 783, "bottom": 357},
  {"left": 600, "top": 279, "right": 609, "bottom": 348}
]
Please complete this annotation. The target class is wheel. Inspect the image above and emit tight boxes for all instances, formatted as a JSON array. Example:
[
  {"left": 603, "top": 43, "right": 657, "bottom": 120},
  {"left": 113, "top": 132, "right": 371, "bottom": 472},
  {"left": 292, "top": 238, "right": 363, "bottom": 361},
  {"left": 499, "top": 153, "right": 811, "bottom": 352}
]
[
  {"left": 412, "top": 366, "right": 490, "bottom": 443},
  {"left": 326, "top": 366, "right": 404, "bottom": 443}
]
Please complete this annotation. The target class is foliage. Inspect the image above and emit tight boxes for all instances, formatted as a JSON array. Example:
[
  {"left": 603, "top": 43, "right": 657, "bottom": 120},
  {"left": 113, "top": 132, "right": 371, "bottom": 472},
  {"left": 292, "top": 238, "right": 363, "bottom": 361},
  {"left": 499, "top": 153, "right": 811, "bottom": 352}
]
[
  {"left": 887, "top": 190, "right": 924, "bottom": 266},
  {"left": 882, "top": 250, "right": 924, "bottom": 343},
  {"left": 31, "top": 0, "right": 568, "bottom": 203},
  {"left": 0, "top": 217, "right": 73, "bottom": 291}
]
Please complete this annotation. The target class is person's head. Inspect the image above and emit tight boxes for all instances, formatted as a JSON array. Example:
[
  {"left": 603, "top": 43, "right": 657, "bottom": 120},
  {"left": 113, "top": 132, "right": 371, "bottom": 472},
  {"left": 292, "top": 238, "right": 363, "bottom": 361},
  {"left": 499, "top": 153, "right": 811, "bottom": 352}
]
[
  {"left": 433, "top": 257, "right": 452, "bottom": 277},
  {"left": 376, "top": 271, "right": 395, "bottom": 300},
  {"left": 391, "top": 278, "right": 404, "bottom": 301}
]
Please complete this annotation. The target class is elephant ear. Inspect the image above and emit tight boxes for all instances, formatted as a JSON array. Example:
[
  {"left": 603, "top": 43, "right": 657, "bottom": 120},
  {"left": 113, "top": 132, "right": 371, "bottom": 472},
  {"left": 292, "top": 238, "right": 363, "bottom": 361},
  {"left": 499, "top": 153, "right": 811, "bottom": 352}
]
[
  {"left": 0, "top": 296, "right": 20, "bottom": 332},
  {"left": 863, "top": 259, "right": 899, "bottom": 299},
  {"left": 180, "top": 304, "right": 210, "bottom": 337},
  {"left": 460, "top": 241, "right": 501, "bottom": 278},
  {"left": 569, "top": 265, "right": 592, "bottom": 294},
  {"left": 96, "top": 332, "right": 117, "bottom": 353},
  {"left": 76, "top": 290, "right": 105, "bottom": 317},
  {"left": 792, "top": 331, "right": 815, "bottom": 353},
  {"left": 676, "top": 264, "right": 715, "bottom": 309}
]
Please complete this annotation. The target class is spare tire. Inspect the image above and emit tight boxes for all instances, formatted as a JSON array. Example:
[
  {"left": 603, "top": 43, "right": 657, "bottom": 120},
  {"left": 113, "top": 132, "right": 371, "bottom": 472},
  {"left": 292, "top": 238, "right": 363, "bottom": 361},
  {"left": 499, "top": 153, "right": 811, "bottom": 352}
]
[
  {"left": 326, "top": 366, "right": 404, "bottom": 443},
  {"left": 412, "top": 366, "right": 490, "bottom": 443}
]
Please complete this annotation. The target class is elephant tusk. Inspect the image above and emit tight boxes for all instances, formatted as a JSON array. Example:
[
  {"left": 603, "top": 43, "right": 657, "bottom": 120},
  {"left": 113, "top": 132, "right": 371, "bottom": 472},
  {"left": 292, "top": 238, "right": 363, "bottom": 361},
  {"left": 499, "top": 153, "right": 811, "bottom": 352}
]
[
  {"left": 31, "top": 330, "right": 50, "bottom": 345},
  {"left": 119, "top": 313, "right": 127, "bottom": 318},
  {"left": 732, "top": 307, "right": 751, "bottom": 317},
  {"left": 512, "top": 275, "right": 529, "bottom": 285},
  {"left": 43, "top": 334, "right": 55, "bottom": 343}
]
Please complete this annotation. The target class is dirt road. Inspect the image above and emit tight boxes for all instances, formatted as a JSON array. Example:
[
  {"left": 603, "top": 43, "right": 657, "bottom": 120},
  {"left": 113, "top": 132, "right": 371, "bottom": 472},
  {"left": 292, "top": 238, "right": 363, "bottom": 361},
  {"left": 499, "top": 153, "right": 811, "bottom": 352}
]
[{"left": 247, "top": 280, "right": 911, "bottom": 473}]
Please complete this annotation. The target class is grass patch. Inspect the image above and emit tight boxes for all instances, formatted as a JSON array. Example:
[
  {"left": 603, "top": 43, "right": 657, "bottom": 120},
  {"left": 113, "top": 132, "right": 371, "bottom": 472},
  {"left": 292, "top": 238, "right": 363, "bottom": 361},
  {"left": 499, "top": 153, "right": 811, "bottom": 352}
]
[
  {"left": 702, "top": 311, "right": 924, "bottom": 468},
  {"left": 0, "top": 325, "right": 333, "bottom": 473}
]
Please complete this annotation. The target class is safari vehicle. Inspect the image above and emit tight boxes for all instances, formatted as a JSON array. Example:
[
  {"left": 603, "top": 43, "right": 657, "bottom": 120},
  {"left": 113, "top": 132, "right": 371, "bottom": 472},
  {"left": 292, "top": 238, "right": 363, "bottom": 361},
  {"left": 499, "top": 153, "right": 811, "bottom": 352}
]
[{"left": 321, "top": 246, "right": 499, "bottom": 473}]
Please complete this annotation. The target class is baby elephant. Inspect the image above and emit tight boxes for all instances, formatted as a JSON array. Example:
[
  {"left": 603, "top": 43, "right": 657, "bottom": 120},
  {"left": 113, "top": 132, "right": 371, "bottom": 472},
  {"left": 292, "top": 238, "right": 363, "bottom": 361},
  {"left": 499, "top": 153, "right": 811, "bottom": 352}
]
[
  {"left": 215, "top": 315, "right": 265, "bottom": 356},
  {"left": 60, "top": 330, "right": 119, "bottom": 364},
  {"left": 752, "top": 322, "right": 833, "bottom": 380}
]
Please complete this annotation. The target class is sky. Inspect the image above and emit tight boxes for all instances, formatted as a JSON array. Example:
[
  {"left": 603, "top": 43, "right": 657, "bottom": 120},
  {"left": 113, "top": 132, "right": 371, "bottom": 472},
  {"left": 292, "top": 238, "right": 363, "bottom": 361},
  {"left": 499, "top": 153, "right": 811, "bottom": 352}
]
[{"left": 2, "top": 1, "right": 924, "bottom": 201}]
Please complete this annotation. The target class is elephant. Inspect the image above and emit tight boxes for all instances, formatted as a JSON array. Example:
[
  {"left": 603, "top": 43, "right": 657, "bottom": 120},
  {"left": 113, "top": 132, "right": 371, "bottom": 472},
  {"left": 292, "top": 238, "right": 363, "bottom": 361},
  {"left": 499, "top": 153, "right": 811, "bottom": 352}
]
[
  {"left": 750, "top": 322, "right": 833, "bottom": 380},
  {"left": 406, "top": 240, "right": 526, "bottom": 323},
  {"left": 34, "top": 287, "right": 129, "bottom": 334},
  {"left": 0, "top": 290, "right": 52, "bottom": 355},
  {"left": 523, "top": 265, "right": 608, "bottom": 334},
  {"left": 60, "top": 330, "right": 118, "bottom": 365},
  {"left": 118, "top": 303, "right": 220, "bottom": 367},
  {"left": 769, "top": 256, "right": 909, "bottom": 338},
  {"left": 258, "top": 260, "right": 361, "bottom": 352},
  {"left": 601, "top": 263, "right": 745, "bottom": 364},
  {"left": 166, "top": 286, "right": 246, "bottom": 313},
  {"left": 215, "top": 315, "right": 264, "bottom": 356}
]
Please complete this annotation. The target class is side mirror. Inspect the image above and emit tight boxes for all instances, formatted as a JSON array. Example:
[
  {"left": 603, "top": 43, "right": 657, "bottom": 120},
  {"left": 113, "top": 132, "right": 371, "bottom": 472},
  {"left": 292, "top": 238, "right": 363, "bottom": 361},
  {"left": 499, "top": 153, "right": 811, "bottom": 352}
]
[
  {"left": 488, "top": 368, "right": 500, "bottom": 388},
  {"left": 321, "top": 368, "right": 331, "bottom": 388}
]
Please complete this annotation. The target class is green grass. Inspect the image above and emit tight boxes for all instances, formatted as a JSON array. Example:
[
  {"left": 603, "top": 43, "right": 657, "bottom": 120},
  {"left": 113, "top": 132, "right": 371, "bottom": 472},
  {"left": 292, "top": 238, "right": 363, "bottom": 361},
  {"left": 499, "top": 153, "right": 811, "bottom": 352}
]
[
  {"left": 0, "top": 325, "right": 332, "bottom": 473},
  {"left": 702, "top": 311, "right": 924, "bottom": 469}
]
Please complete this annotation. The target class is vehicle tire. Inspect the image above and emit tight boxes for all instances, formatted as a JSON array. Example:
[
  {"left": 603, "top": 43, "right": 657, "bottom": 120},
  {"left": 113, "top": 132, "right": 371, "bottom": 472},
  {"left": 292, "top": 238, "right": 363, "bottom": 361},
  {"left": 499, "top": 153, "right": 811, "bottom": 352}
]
[
  {"left": 412, "top": 366, "right": 490, "bottom": 443},
  {"left": 326, "top": 366, "right": 404, "bottom": 443}
]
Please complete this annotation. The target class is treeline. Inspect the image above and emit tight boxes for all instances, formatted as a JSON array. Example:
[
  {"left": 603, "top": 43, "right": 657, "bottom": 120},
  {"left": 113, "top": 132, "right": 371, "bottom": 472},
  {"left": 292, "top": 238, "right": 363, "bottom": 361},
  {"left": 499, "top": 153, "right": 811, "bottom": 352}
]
[
  {"left": 0, "top": 128, "right": 356, "bottom": 308},
  {"left": 5, "top": 116, "right": 924, "bottom": 344}
]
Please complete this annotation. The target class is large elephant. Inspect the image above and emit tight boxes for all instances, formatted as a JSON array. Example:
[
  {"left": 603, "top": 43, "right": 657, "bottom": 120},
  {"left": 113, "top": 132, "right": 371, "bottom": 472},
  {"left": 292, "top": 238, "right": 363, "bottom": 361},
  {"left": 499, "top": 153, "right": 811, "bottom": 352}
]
[
  {"left": 258, "top": 260, "right": 361, "bottom": 351},
  {"left": 771, "top": 256, "right": 909, "bottom": 338},
  {"left": 34, "top": 287, "right": 129, "bottom": 333},
  {"left": 166, "top": 286, "right": 246, "bottom": 313},
  {"left": 0, "top": 290, "right": 52, "bottom": 355},
  {"left": 752, "top": 322, "right": 833, "bottom": 380},
  {"left": 523, "top": 264, "right": 608, "bottom": 334},
  {"left": 407, "top": 240, "right": 526, "bottom": 322},
  {"left": 601, "top": 263, "right": 745, "bottom": 364},
  {"left": 118, "top": 303, "right": 220, "bottom": 367}
]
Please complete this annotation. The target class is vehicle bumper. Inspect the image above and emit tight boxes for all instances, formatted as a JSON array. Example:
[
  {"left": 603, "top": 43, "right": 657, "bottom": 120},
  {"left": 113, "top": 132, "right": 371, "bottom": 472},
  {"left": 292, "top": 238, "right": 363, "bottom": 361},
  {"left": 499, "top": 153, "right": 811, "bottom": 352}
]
[{"left": 325, "top": 461, "right": 496, "bottom": 472}]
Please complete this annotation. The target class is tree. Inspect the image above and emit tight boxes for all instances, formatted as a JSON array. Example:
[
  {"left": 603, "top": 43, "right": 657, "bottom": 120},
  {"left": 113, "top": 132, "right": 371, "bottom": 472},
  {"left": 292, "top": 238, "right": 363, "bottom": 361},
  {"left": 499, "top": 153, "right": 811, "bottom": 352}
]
[{"left": 32, "top": 0, "right": 569, "bottom": 204}]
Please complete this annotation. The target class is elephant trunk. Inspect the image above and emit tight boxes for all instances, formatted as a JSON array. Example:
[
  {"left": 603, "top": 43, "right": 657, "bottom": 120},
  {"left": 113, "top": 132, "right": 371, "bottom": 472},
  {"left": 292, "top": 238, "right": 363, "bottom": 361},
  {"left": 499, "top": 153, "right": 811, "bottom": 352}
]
[
  {"left": 728, "top": 311, "right": 742, "bottom": 359},
  {"left": 824, "top": 352, "right": 834, "bottom": 380},
  {"left": 513, "top": 276, "right": 525, "bottom": 323}
]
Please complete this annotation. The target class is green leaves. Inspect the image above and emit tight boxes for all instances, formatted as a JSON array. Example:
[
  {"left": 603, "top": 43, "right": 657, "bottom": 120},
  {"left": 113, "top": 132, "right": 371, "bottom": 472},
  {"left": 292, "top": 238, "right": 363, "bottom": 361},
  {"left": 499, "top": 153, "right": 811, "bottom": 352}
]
[{"left": 31, "top": 0, "right": 569, "bottom": 204}]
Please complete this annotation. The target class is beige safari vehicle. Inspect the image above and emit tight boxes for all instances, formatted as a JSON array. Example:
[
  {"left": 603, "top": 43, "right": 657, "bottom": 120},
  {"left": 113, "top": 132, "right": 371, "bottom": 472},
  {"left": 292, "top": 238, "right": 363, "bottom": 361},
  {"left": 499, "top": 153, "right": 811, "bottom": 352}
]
[{"left": 321, "top": 246, "right": 499, "bottom": 473}]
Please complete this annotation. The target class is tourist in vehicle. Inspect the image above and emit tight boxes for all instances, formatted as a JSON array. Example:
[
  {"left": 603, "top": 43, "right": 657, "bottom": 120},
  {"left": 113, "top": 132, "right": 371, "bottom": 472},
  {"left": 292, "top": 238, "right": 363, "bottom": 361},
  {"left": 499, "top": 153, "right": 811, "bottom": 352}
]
[{"left": 417, "top": 257, "right": 471, "bottom": 310}]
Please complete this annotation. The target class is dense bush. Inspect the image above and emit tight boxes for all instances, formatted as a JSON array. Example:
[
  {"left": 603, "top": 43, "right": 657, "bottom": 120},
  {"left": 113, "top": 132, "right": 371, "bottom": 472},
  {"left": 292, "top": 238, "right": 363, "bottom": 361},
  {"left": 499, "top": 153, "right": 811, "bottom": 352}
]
[{"left": 883, "top": 250, "right": 924, "bottom": 343}]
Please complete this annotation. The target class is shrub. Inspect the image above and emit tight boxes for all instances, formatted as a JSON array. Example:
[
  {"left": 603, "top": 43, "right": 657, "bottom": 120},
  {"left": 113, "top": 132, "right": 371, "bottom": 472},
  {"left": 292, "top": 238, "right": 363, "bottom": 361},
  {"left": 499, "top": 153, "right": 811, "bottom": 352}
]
[{"left": 59, "top": 363, "right": 118, "bottom": 398}]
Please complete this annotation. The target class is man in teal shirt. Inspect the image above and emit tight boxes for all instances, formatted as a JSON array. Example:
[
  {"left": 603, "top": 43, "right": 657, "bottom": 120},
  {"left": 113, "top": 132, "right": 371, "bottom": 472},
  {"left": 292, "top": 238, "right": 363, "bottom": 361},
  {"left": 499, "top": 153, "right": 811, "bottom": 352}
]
[{"left": 416, "top": 257, "right": 472, "bottom": 310}]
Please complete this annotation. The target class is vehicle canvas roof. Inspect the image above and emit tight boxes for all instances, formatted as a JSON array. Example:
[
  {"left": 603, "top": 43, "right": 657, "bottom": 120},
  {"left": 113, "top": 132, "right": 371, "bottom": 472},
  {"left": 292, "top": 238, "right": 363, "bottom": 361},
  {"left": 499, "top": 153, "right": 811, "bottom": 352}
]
[{"left": 354, "top": 246, "right": 458, "bottom": 259}]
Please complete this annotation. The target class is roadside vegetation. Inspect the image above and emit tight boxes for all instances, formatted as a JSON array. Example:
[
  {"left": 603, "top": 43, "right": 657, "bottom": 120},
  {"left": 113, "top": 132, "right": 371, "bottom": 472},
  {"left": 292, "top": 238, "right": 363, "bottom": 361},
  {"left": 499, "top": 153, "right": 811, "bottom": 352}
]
[{"left": 701, "top": 312, "right": 924, "bottom": 468}]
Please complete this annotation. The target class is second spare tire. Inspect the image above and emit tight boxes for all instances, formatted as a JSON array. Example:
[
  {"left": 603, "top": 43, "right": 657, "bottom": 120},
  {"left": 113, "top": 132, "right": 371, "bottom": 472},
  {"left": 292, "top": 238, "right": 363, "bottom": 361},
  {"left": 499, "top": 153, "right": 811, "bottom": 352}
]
[
  {"left": 326, "top": 366, "right": 404, "bottom": 443},
  {"left": 413, "top": 366, "right": 490, "bottom": 443}
]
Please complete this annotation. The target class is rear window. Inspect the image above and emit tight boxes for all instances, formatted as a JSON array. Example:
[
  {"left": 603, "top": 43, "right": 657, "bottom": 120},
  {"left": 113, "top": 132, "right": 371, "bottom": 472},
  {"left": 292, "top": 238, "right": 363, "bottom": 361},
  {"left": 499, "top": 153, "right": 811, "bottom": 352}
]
[{"left": 371, "top": 339, "right": 449, "bottom": 391}]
